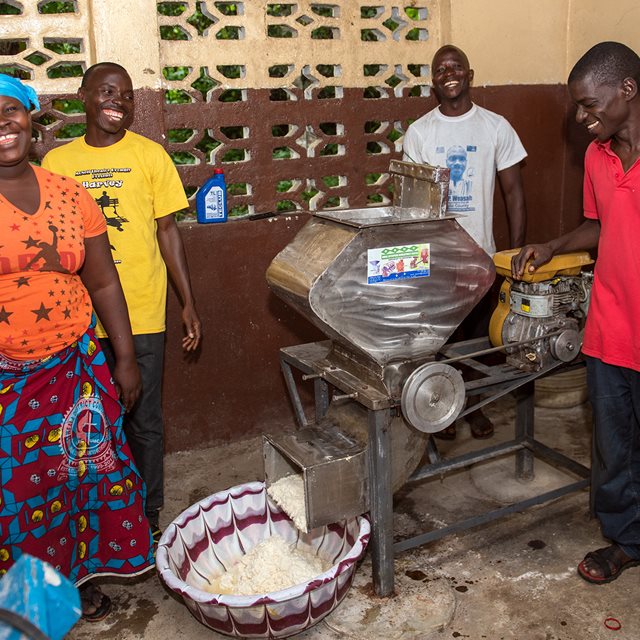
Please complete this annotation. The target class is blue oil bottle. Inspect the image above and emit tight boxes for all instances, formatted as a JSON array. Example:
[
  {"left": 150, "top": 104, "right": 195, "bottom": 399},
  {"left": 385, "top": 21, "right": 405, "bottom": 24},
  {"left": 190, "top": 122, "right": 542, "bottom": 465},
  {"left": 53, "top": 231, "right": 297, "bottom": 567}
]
[{"left": 196, "top": 168, "right": 228, "bottom": 223}]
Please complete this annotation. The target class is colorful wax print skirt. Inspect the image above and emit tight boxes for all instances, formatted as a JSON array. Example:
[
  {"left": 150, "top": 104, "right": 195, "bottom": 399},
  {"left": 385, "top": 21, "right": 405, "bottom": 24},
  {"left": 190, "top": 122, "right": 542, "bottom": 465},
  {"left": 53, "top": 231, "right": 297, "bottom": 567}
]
[{"left": 0, "top": 326, "right": 154, "bottom": 585}]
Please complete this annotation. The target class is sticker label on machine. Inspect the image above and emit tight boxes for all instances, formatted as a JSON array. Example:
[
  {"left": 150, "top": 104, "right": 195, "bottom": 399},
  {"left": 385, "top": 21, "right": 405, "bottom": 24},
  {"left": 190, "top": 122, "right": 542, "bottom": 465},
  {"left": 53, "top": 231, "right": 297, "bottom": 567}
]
[
  {"left": 367, "top": 243, "right": 430, "bottom": 284},
  {"left": 510, "top": 291, "right": 554, "bottom": 317}
]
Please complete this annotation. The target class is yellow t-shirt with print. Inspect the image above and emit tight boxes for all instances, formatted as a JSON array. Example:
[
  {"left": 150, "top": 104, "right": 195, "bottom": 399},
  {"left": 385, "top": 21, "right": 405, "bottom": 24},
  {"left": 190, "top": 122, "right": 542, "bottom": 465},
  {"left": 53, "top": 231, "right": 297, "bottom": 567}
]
[{"left": 43, "top": 131, "right": 188, "bottom": 337}]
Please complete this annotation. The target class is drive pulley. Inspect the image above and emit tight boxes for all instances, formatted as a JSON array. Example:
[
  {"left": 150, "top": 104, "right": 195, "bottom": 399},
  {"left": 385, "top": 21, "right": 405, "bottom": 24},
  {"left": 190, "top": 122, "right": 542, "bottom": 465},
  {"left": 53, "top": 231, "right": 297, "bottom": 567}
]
[{"left": 401, "top": 362, "right": 466, "bottom": 433}]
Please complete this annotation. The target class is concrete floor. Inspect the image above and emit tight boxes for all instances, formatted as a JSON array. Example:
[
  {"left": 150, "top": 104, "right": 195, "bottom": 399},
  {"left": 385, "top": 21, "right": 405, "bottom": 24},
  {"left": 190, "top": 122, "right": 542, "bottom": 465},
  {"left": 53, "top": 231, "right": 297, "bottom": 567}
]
[{"left": 67, "top": 394, "right": 640, "bottom": 640}]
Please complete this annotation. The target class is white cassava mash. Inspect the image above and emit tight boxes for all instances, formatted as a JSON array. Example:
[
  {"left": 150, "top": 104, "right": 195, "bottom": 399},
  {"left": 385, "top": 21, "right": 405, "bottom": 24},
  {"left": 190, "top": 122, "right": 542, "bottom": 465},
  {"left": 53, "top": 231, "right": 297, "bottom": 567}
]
[
  {"left": 205, "top": 535, "right": 329, "bottom": 595},
  {"left": 267, "top": 474, "right": 308, "bottom": 531}
]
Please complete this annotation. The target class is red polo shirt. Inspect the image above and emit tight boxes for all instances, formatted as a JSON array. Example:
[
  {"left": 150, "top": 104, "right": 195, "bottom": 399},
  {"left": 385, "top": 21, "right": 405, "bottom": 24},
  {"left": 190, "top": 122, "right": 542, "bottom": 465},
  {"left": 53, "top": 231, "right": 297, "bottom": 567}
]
[{"left": 582, "top": 140, "right": 640, "bottom": 372}]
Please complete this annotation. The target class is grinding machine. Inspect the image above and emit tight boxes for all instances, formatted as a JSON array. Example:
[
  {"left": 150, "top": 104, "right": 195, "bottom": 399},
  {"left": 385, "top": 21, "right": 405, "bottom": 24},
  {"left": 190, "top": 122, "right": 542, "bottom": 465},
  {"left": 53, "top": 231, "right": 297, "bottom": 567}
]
[{"left": 264, "top": 160, "right": 594, "bottom": 596}]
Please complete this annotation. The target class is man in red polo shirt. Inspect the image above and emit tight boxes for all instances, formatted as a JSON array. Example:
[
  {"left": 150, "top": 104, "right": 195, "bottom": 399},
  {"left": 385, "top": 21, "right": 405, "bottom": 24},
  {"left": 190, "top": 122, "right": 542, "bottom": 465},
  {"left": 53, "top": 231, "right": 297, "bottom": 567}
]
[{"left": 512, "top": 41, "right": 640, "bottom": 585}]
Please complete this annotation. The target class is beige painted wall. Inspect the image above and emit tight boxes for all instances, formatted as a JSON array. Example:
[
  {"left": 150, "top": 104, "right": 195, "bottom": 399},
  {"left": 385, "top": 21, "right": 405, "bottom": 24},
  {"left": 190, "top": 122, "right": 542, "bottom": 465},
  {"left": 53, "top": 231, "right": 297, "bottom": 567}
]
[
  {"left": 89, "top": 0, "right": 162, "bottom": 89},
  {"left": 446, "top": 0, "right": 640, "bottom": 86},
  {"left": 448, "top": 0, "right": 569, "bottom": 85},
  {"left": 567, "top": 0, "right": 640, "bottom": 73}
]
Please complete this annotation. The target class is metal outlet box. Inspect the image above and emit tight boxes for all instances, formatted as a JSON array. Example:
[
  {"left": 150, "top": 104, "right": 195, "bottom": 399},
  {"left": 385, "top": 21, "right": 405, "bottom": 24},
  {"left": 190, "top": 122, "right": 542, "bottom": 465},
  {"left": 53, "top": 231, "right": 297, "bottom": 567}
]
[{"left": 263, "top": 424, "right": 369, "bottom": 531}]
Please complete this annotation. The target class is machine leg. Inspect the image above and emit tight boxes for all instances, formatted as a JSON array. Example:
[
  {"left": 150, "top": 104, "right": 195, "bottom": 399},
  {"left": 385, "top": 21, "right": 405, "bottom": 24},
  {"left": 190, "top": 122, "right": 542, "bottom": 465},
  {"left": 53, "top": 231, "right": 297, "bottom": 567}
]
[
  {"left": 314, "top": 378, "right": 329, "bottom": 422},
  {"left": 515, "top": 381, "right": 535, "bottom": 481},
  {"left": 367, "top": 408, "right": 394, "bottom": 597},
  {"left": 426, "top": 435, "right": 442, "bottom": 464},
  {"left": 280, "top": 360, "right": 309, "bottom": 428}
]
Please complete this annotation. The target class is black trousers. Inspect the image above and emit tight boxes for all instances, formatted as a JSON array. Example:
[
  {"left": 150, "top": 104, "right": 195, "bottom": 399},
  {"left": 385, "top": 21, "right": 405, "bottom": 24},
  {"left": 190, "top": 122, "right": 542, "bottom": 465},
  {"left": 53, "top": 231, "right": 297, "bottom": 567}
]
[
  {"left": 100, "top": 332, "right": 165, "bottom": 515},
  {"left": 587, "top": 356, "right": 640, "bottom": 560}
]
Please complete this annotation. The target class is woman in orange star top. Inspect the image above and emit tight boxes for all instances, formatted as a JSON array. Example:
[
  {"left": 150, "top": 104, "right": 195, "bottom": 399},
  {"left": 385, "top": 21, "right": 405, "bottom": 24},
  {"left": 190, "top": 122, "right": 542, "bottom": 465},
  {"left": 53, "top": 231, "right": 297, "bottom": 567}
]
[{"left": 0, "top": 74, "right": 153, "bottom": 622}]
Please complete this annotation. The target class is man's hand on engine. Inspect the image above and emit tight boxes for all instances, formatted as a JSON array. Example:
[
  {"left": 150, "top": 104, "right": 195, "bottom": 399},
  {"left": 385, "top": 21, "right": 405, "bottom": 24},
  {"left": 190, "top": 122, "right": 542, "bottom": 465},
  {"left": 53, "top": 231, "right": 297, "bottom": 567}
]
[{"left": 511, "top": 244, "right": 554, "bottom": 279}]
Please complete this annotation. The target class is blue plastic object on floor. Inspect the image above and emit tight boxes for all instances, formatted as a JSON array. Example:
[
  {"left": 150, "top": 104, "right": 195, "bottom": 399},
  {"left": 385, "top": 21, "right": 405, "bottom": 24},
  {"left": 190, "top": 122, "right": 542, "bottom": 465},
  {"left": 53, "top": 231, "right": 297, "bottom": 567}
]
[{"left": 0, "top": 554, "right": 81, "bottom": 640}]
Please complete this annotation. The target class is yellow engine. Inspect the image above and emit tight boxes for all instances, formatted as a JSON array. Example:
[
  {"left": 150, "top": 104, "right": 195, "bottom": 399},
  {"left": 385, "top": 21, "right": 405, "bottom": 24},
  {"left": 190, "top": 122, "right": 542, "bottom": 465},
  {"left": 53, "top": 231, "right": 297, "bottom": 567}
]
[{"left": 489, "top": 249, "right": 594, "bottom": 371}]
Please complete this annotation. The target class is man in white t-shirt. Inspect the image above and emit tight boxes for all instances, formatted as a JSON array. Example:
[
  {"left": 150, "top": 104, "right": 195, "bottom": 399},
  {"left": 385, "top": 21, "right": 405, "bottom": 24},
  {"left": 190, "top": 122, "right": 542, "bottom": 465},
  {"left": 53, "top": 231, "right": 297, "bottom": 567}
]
[{"left": 403, "top": 44, "right": 528, "bottom": 439}]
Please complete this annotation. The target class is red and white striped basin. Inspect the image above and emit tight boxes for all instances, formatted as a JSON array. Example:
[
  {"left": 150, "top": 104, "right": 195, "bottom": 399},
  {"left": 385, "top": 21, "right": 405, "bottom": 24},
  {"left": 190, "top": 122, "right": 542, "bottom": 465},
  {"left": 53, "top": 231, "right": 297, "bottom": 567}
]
[{"left": 156, "top": 481, "right": 370, "bottom": 638}]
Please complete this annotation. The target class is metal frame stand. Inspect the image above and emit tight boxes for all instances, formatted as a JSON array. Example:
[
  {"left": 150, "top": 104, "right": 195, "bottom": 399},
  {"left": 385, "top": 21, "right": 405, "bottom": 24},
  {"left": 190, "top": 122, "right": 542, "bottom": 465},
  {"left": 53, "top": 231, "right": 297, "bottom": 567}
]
[{"left": 279, "top": 339, "right": 590, "bottom": 597}]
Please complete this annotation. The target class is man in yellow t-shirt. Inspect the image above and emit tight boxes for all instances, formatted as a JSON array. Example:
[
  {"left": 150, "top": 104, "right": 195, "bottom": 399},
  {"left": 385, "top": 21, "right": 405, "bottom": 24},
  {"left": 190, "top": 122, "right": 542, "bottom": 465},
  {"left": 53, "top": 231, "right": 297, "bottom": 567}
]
[{"left": 43, "top": 62, "right": 202, "bottom": 540}]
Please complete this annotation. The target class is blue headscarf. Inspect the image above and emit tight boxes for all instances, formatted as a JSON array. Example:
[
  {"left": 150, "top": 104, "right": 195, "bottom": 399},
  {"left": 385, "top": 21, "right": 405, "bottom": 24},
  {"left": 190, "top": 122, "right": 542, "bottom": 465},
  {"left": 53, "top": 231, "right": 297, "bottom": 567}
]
[{"left": 0, "top": 74, "right": 40, "bottom": 111}]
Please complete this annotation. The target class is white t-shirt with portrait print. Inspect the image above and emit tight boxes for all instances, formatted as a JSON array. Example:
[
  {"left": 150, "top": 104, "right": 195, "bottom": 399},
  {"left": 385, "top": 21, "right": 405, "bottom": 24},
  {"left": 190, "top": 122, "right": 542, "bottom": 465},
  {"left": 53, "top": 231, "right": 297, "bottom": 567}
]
[{"left": 402, "top": 103, "right": 527, "bottom": 255}]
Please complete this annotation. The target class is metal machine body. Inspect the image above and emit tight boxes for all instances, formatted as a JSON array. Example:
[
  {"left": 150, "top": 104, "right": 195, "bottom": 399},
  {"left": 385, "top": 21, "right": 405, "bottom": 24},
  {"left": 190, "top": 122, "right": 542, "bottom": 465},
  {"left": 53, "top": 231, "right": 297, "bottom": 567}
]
[
  {"left": 266, "top": 160, "right": 495, "bottom": 400},
  {"left": 264, "top": 163, "right": 593, "bottom": 597}
]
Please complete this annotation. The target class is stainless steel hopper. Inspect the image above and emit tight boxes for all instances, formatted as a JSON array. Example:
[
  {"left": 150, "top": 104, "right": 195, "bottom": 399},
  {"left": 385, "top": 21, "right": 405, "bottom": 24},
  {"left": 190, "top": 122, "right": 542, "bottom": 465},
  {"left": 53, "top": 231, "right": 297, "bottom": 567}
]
[{"left": 266, "top": 160, "right": 495, "bottom": 404}]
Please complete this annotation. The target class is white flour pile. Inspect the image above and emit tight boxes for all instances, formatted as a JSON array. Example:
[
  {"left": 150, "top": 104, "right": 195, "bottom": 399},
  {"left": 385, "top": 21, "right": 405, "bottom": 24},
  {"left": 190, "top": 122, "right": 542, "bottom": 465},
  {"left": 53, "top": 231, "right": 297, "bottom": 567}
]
[
  {"left": 204, "top": 534, "right": 329, "bottom": 595},
  {"left": 267, "top": 474, "right": 308, "bottom": 531}
]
